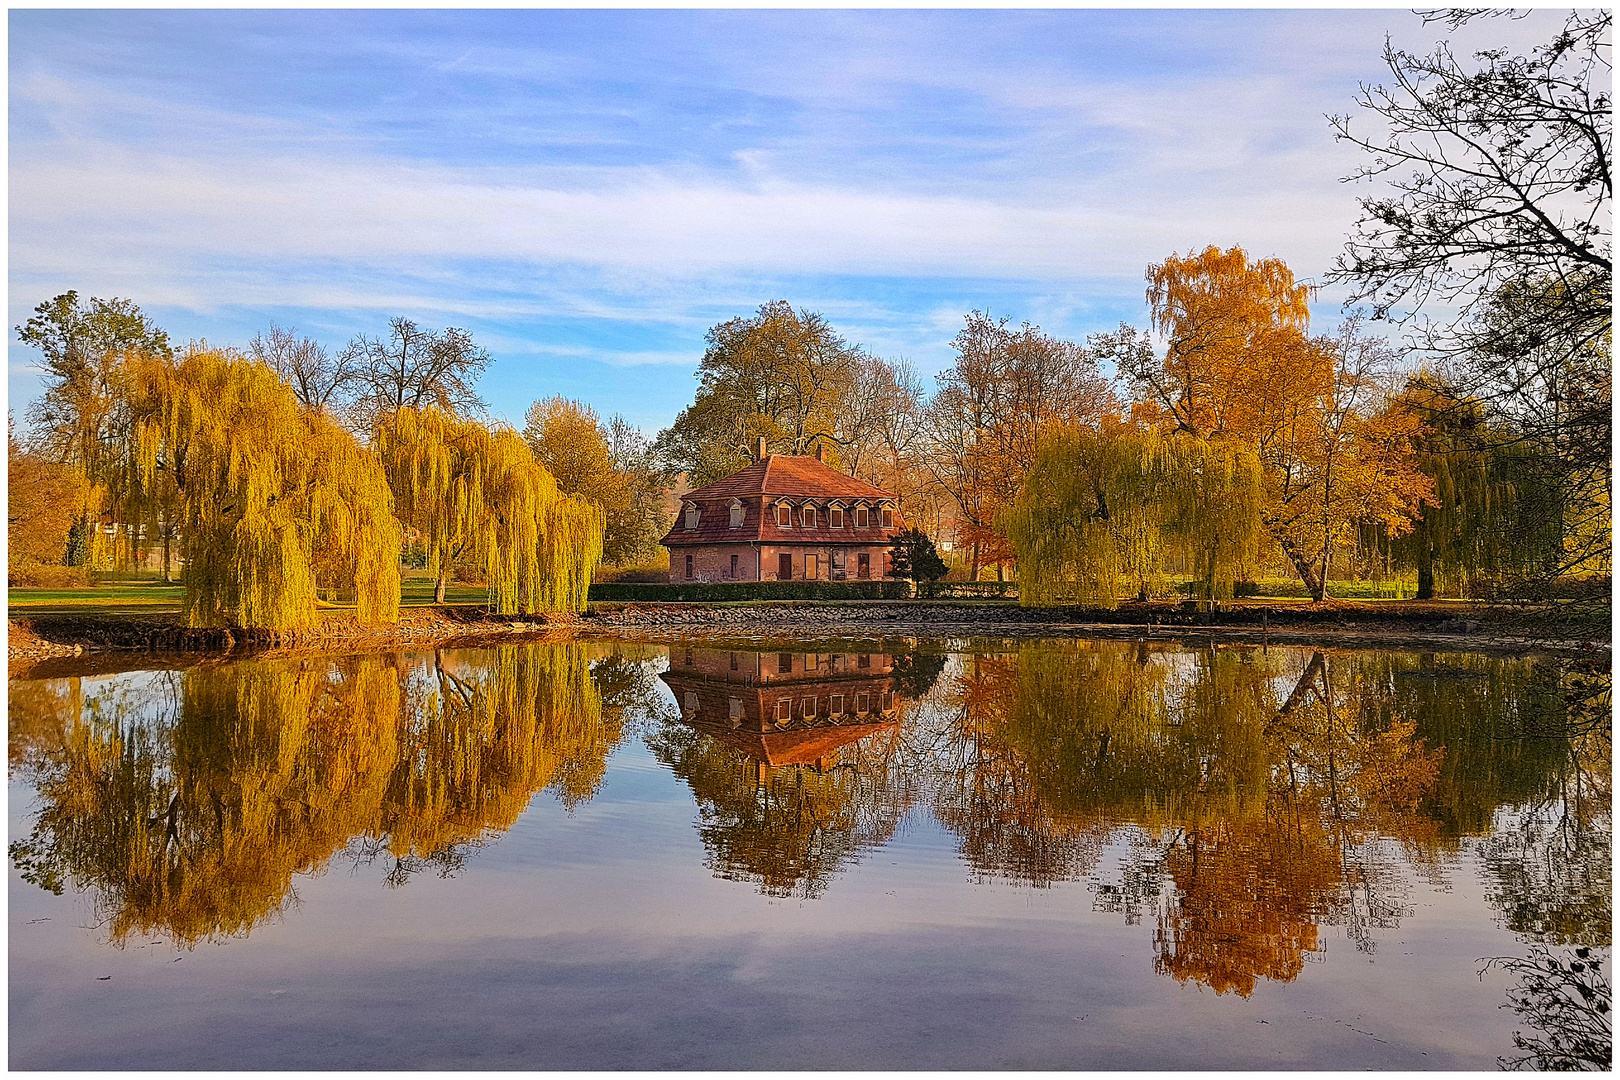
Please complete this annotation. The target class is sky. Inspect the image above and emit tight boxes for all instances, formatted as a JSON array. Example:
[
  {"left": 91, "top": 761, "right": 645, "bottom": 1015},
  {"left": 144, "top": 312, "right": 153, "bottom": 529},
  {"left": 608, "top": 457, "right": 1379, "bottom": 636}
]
[{"left": 7, "top": 8, "right": 1564, "bottom": 435}]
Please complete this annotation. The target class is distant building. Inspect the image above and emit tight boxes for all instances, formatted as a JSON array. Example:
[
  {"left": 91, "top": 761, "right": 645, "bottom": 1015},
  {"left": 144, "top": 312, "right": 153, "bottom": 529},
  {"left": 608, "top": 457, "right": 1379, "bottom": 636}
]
[{"left": 660, "top": 440, "right": 903, "bottom": 583}]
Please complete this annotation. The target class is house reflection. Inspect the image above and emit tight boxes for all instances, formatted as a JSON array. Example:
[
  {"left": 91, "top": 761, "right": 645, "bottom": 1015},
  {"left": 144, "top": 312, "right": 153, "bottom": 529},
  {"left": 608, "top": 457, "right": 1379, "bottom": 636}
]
[
  {"left": 650, "top": 646, "right": 913, "bottom": 897},
  {"left": 661, "top": 647, "right": 902, "bottom": 774}
]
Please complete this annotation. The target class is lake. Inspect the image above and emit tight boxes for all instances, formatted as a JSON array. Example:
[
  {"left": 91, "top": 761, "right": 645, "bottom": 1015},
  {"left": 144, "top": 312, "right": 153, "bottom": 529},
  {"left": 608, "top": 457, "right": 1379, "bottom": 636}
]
[{"left": 8, "top": 635, "right": 1610, "bottom": 1069}]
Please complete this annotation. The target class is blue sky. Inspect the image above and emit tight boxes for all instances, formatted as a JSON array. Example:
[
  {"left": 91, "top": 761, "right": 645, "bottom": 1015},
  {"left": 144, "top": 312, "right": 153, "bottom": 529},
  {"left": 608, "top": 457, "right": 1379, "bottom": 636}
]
[{"left": 8, "top": 9, "right": 1560, "bottom": 434}]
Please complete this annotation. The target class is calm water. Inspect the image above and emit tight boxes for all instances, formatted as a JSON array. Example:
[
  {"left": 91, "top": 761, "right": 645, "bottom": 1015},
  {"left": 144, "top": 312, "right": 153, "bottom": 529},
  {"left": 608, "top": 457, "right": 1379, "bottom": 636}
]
[{"left": 9, "top": 636, "right": 1610, "bottom": 1070}]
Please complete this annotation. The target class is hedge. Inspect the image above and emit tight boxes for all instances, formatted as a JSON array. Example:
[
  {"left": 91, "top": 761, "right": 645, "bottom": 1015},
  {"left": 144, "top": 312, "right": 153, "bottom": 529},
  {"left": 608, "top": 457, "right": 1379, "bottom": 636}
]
[{"left": 588, "top": 580, "right": 913, "bottom": 602}]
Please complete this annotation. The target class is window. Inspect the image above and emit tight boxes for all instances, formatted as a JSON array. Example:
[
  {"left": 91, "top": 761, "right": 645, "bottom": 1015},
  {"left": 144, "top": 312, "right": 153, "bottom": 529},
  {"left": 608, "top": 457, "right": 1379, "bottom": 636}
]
[
  {"left": 857, "top": 553, "right": 870, "bottom": 579},
  {"left": 802, "top": 506, "right": 816, "bottom": 528},
  {"left": 856, "top": 692, "right": 870, "bottom": 713},
  {"left": 684, "top": 503, "right": 700, "bottom": 529},
  {"left": 778, "top": 553, "right": 792, "bottom": 580},
  {"left": 729, "top": 697, "right": 743, "bottom": 723},
  {"left": 830, "top": 506, "right": 844, "bottom": 528},
  {"left": 775, "top": 503, "right": 792, "bottom": 527},
  {"left": 805, "top": 554, "right": 818, "bottom": 579},
  {"left": 775, "top": 698, "right": 792, "bottom": 722},
  {"left": 729, "top": 652, "right": 739, "bottom": 671},
  {"left": 729, "top": 500, "right": 744, "bottom": 528},
  {"left": 882, "top": 691, "right": 895, "bottom": 711},
  {"left": 779, "top": 653, "right": 794, "bottom": 673},
  {"left": 856, "top": 506, "right": 869, "bottom": 528},
  {"left": 684, "top": 554, "right": 694, "bottom": 579},
  {"left": 882, "top": 507, "right": 894, "bottom": 529},
  {"left": 829, "top": 694, "right": 844, "bottom": 715},
  {"left": 858, "top": 653, "right": 870, "bottom": 668},
  {"left": 803, "top": 697, "right": 816, "bottom": 717},
  {"left": 730, "top": 553, "right": 738, "bottom": 578}
]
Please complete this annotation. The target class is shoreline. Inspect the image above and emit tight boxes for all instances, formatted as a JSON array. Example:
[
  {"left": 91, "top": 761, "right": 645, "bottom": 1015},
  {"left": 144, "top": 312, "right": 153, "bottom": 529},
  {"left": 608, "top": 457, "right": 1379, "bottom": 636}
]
[{"left": 9, "top": 599, "right": 1608, "bottom": 677}]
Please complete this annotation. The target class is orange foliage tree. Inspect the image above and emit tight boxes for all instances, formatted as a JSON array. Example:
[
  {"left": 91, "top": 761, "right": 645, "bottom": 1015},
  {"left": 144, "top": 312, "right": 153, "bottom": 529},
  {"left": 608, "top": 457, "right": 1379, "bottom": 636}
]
[{"left": 1103, "top": 246, "right": 1431, "bottom": 599}]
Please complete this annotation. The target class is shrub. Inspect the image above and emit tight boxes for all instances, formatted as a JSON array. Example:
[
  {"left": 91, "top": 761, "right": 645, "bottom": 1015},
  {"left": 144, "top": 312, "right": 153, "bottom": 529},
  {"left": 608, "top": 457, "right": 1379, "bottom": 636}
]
[
  {"left": 9, "top": 562, "right": 91, "bottom": 588},
  {"left": 588, "top": 580, "right": 912, "bottom": 602}
]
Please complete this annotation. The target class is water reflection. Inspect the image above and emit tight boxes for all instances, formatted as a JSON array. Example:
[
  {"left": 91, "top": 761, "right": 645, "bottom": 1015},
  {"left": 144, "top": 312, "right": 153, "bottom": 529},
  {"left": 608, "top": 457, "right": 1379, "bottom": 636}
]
[
  {"left": 9, "top": 638, "right": 1608, "bottom": 1005},
  {"left": 8, "top": 644, "right": 622, "bottom": 945},
  {"left": 650, "top": 646, "right": 916, "bottom": 898}
]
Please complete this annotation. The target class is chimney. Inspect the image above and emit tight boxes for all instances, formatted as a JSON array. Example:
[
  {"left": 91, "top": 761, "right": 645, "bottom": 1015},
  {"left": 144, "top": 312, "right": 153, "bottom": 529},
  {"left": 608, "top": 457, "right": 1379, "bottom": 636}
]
[
  {"left": 814, "top": 442, "right": 826, "bottom": 462},
  {"left": 756, "top": 437, "right": 768, "bottom": 461}
]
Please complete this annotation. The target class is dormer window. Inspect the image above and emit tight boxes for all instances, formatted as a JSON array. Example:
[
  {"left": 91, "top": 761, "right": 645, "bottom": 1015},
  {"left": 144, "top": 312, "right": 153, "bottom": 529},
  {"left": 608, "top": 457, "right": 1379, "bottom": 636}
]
[
  {"left": 855, "top": 505, "right": 869, "bottom": 529},
  {"left": 802, "top": 504, "right": 817, "bottom": 528},
  {"left": 729, "top": 499, "right": 744, "bottom": 528},
  {"left": 882, "top": 506, "right": 894, "bottom": 529},
  {"left": 775, "top": 503, "right": 792, "bottom": 527},
  {"left": 830, "top": 505, "right": 844, "bottom": 529},
  {"left": 684, "top": 502, "right": 700, "bottom": 529}
]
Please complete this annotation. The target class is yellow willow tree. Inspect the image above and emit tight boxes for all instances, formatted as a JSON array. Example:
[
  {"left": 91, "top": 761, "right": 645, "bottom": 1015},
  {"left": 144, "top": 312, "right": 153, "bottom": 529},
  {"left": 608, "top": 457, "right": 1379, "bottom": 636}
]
[
  {"left": 375, "top": 407, "right": 603, "bottom": 612},
  {"left": 1004, "top": 423, "right": 1267, "bottom": 607},
  {"left": 112, "top": 350, "right": 401, "bottom": 629}
]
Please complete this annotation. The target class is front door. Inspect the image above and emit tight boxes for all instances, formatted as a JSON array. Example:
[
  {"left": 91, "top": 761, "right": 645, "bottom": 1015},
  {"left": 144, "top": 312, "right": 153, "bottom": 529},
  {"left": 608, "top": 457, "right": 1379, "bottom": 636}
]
[
  {"left": 778, "top": 553, "right": 793, "bottom": 580},
  {"left": 857, "top": 553, "right": 870, "bottom": 579}
]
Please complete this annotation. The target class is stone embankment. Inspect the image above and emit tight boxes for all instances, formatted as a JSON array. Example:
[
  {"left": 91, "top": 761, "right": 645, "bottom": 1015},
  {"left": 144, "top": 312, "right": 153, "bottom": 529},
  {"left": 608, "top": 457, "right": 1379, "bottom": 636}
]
[
  {"left": 9, "top": 609, "right": 583, "bottom": 672},
  {"left": 582, "top": 600, "right": 1607, "bottom": 655}
]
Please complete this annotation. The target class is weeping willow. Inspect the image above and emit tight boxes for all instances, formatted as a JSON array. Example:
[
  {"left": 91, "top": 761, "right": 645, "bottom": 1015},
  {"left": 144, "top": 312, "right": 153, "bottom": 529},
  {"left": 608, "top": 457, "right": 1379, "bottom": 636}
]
[
  {"left": 7, "top": 643, "right": 617, "bottom": 946},
  {"left": 375, "top": 407, "right": 604, "bottom": 614},
  {"left": 1379, "top": 390, "right": 1566, "bottom": 598},
  {"left": 1004, "top": 425, "right": 1267, "bottom": 607},
  {"left": 110, "top": 351, "right": 401, "bottom": 629}
]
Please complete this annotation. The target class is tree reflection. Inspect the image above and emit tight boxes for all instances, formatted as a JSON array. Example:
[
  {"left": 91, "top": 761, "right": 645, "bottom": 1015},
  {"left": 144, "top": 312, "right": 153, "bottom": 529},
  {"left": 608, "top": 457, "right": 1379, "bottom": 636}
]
[
  {"left": 925, "top": 640, "right": 1604, "bottom": 996},
  {"left": 9, "top": 643, "right": 619, "bottom": 945},
  {"left": 648, "top": 645, "right": 917, "bottom": 897}
]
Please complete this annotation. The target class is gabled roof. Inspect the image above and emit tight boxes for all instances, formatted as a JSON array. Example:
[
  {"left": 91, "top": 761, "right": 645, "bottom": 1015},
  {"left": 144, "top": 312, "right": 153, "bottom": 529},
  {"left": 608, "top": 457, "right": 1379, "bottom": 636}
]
[{"left": 683, "top": 455, "right": 895, "bottom": 502}]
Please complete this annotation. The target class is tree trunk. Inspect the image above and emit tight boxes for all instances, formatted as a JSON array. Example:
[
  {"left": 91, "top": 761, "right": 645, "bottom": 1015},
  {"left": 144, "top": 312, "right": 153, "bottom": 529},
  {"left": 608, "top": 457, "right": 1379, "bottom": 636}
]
[
  {"left": 162, "top": 523, "right": 172, "bottom": 583},
  {"left": 970, "top": 539, "right": 981, "bottom": 583},
  {"left": 435, "top": 568, "right": 448, "bottom": 604},
  {"left": 1276, "top": 533, "right": 1326, "bottom": 602},
  {"left": 1416, "top": 537, "right": 1435, "bottom": 600}
]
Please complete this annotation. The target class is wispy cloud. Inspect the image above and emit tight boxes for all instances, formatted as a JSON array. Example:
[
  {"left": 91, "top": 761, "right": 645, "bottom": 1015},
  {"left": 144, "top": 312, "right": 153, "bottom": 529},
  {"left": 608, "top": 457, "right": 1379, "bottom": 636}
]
[{"left": 8, "top": 8, "right": 1562, "bottom": 430}]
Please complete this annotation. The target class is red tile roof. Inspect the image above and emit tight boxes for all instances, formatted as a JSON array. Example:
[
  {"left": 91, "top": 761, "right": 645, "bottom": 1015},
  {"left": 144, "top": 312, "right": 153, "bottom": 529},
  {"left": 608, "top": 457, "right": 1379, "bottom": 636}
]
[
  {"left": 662, "top": 455, "right": 901, "bottom": 548},
  {"left": 685, "top": 455, "right": 895, "bottom": 502}
]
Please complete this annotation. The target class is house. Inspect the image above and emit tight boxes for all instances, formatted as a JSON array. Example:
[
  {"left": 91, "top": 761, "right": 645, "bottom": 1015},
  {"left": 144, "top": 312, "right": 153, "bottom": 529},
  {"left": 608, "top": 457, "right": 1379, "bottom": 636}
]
[{"left": 660, "top": 440, "right": 903, "bottom": 583}]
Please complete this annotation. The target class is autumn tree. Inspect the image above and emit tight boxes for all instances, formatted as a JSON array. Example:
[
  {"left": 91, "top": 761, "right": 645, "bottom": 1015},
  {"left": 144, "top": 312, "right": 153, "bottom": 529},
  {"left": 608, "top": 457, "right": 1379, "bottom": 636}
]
[
  {"left": 16, "top": 291, "right": 174, "bottom": 561},
  {"left": 524, "top": 396, "right": 668, "bottom": 566},
  {"left": 376, "top": 406, "right": 603, "bottom": 611},
  {"left": 345, "top": 317, "right": 492, "bottom": 433},
  {"left": 110, "top": 351, "right": 402, "bottom": 629},
  {"left": 1329, "top": 9, "right": 1612, "bottom": 586},
  {"left": 8, "top": 417, "right": 80, "bottom": 578},
  {"left": 655, "top": 301, "right": 872, "bottom": 486},
  {"left": 1101, "top": 248, "right": 1431, "bottom": 600},
  {"left": 921, "top": 311, "right": 1114, "bottom": 581}
]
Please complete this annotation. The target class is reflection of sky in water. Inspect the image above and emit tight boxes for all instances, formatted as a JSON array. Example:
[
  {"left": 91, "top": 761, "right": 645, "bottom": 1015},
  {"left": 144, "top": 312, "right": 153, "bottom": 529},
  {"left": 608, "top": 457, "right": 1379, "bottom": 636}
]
[{"left": 8, "top": 641, "right": 1607, "bottom": 1069}]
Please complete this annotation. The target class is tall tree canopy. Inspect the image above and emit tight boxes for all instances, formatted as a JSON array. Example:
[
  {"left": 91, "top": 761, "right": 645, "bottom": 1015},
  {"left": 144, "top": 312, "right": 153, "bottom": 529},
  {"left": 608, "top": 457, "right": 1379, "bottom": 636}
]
[
  {"left": 376, "top": 407, "right": 603, "bottom": 612},
  {"left": 113, "top": 350, "right": 402, "bottom": 629},
  {"left": 654, "top": 301, "right": 871, "bottom": 486},
  {"left": 524, "top": 397, "right": 668, "bottom": 567},
  {"left": 921, "top": 310, "right": 1115, "bottom": 580},
  {"left": 1329, "top": 9, "right": 1611, "bottom": 586},
  {"left": 1101, "top": 248, "right": 1431, "bottom": 600},
  {"left": 345, "top": 318, "right": 493, "bottom": 433}
]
